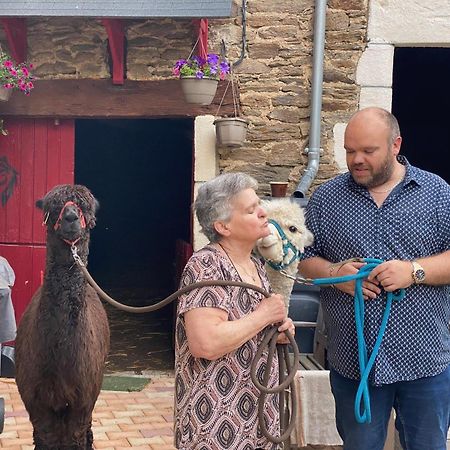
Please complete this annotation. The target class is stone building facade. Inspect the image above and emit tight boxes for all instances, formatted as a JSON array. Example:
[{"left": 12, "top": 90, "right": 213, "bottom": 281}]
[{"left": 0, "top": 0, "right": 367, "bottom": 199}]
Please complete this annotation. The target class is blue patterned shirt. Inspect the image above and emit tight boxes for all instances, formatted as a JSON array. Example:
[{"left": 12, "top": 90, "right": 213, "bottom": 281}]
[{"left": 302, "top": 156, "right": 450, "bottom": 385}]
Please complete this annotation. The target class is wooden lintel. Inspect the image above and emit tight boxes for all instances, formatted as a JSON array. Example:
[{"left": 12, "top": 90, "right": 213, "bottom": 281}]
[
  {"left": 0, "top": 79, "right": 235, "bottom": 118},
  {"left": 0, "top": 18, "right": 27, "bottom": 63},
  {"left": 101, "top": 19, "right": 125, "bottom": 85}
]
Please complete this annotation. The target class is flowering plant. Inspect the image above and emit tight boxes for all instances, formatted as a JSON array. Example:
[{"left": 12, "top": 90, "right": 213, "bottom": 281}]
[
  {"left": 0, "top": 50, "right": 35, "bottom": 95},
  {"left": 173, "top": 54, "right": 230, "bottom": 80}
]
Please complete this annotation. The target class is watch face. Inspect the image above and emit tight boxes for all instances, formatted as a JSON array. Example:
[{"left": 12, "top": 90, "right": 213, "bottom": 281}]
[{"left": 415, "top": 269, "right": 426, "bottom": 282}]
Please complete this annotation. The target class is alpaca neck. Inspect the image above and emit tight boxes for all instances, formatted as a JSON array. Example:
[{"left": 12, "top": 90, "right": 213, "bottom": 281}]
[
  {"left": 42, "top": 235, "right": 90, "bottom": 311},
  {"left": 266, "top": 264, "right": 296, "bottom": 310},
  {"left": 45, "top": 233, "right": 90, "bottom": 267}
]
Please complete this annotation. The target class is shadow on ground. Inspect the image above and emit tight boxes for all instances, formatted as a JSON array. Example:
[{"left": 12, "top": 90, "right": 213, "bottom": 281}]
[{"left": 103, "top": 297, "right": 175, "bottom": 374}]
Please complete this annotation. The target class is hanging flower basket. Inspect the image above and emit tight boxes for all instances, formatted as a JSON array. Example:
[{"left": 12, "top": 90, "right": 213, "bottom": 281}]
[
  {"left": 173, "top": 51, "right": 230, "bottom": 106},
  {"left": 0, "top": 86, "right": 12, "bottom": 102},
  {"left": 0, "top": 49, "right": 35, "bottom": 99},
  {"left": 180, "top": 76, "right": 219, "bottom": 105},
  {"left": 214, "top": 117, "right": 249, "bottom": 147}
]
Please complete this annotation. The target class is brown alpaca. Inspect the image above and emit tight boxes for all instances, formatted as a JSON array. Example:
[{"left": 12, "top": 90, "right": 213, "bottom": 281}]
[{"left": 15, "top": 184, "right": 110, "bottom": 450}]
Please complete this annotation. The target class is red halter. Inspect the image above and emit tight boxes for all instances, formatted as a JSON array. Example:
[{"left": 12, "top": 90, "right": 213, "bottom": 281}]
[{"left": 52, "top": 201, "right": 86, "bottom": 245}]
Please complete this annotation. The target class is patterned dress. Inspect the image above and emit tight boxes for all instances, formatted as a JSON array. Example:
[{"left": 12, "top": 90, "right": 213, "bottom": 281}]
[{"left": 174, "top": 245, "right": 281, "bottom": 450}]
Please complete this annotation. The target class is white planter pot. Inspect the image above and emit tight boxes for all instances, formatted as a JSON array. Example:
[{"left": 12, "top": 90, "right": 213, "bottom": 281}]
[
  {"left": 0, "top": 86, "right": 13, "bottom": 102},
  {"left": 214, "top": 117, "right": 249, "bottom": 147},
  {"left": 180, "top": 77, "right": 219, "bottom": 105}
]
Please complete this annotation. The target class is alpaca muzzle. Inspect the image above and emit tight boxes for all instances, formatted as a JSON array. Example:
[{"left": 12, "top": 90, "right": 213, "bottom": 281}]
[{"left": 53, "top": 201, "right": 87, "bottom": 245}]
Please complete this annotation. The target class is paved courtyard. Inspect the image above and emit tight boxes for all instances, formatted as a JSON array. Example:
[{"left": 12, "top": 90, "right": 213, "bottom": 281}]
[{"left": 0, "top": 371, "right": 176, "bottom": 450}]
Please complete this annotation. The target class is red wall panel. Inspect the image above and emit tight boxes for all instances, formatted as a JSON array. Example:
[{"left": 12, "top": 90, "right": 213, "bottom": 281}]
[
  {"left": 0, "top": 118, "right": 74, "bottom": 323},
  {"left": 0, "top": 244, "right": 46, "bottom": 325}
]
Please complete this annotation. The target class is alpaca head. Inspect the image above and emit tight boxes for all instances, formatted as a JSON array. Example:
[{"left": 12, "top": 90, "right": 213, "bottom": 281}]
[
  {"left": 255, "top": 198, "right": 313, "bottom": 271},
  {"left": 37, "top": 184, "right": 99, "bottom": 246}
]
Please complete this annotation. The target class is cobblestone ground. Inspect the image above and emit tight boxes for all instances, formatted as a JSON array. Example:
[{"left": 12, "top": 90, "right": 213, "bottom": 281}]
[
  {"left": 0, "top": 373, "right": 175, "bottom": 450},
  {"left": 1, "top": 373, "right": 343, "bottom": 450}
]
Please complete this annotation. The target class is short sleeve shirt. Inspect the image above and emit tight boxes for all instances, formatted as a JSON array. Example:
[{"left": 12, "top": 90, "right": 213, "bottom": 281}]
[
  {"left": 174, "top": 245, "right": 280, "bottom": 450},
  {"left": 302, "top": 157, "right": 450, "bottom": 385}
]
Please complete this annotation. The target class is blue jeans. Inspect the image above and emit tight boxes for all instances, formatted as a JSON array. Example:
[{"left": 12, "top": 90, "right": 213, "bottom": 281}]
[{"left": 329, "top": 365, "right": 450, "bottom": 450}]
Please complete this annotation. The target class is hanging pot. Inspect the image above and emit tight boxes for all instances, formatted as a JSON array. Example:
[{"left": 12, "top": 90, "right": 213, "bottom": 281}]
[
  {"left": 180, "top": 76, "right": 219, "bottom": 105},
  {"left": 0, "top": 86, "right": 13, "bottom": 102},
  {"left": 214, "top": 117, "right": 249, "bottom": 147}
]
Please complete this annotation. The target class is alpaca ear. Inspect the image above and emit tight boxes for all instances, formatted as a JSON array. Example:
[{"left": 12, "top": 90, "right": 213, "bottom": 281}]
[{"left": 36, "top": 199, "right": 44, "bottom": 209}]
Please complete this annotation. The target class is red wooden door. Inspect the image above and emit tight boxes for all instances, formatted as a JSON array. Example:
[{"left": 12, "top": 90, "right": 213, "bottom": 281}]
[{"left": 0, "top": 118, "right": 74, "bottom": 324}]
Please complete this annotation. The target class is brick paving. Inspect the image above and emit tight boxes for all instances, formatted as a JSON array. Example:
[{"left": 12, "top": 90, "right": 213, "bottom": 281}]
[
  {"left": 0, "top": 372, "right": 348, "bottom": 450},
  {"left": 0, "top": 372, "right": 176, "bottom": 450}
]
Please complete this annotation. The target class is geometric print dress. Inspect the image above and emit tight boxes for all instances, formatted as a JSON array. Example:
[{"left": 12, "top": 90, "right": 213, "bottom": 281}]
[{"left": 174, "top": 246, "right": 281, "bottom": 450}]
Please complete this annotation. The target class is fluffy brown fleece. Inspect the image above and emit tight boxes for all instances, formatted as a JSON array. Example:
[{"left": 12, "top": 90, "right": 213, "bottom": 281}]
[{"left": 15, "top": 184, "right": 110, "bottom": 450}]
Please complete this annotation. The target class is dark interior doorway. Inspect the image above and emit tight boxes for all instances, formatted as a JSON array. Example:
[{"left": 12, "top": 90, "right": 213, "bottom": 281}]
[
  {"left": 392, "top": 47, "right": 450, "bottom": 183},
  {"left": 75, "top": 118, "right": 194, "bottom": 372}
]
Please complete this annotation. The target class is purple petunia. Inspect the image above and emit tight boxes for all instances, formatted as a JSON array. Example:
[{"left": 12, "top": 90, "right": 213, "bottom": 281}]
[{"left": 173, "top": 53, "right": 230, "bottom": 80}]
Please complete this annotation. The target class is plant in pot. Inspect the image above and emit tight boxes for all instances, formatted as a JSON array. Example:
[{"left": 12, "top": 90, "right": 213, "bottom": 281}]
[
  {"left": 173, "top": 53, "right": 230, "bottom": 105},
  {"left": 0, "top": 48, "right": 35, "bottom": 101},
  {"left": 213, "top": 73, "right": 249, "bottom": 148}
]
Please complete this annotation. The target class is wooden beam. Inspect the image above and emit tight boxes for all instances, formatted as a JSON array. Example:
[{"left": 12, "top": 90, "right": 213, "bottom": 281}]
[
  {"left": 101, "top": 19, "right": 125, "bottom": 85},
  {"left": 0, "top": 79, "right": 235, "bottom": 118},
  {"left": 0, "top": 18, "right": 27, "bottom": 63}
]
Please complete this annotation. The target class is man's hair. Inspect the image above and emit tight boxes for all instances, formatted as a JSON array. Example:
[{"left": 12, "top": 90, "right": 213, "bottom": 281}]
[
  {"left": 377, "top": 108, "right": 401, "bottom": 144},
  {"left": 351, "top": 107, "right": 401, "bottom": 145},
  {"left": 194, "top": 172, "right": 258, "bottom": 242}
]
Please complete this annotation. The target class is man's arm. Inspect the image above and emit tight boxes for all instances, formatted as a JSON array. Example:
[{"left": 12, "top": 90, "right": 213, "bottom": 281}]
[
  {"left": 368, "top": 250, "right": 450, "bottom": 290},
  {"left": 299, "top": 257, "right": 381, "bottom": 299}
]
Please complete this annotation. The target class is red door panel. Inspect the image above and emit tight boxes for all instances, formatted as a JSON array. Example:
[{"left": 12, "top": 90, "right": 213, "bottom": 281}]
[
  {"left": 0, "top": 118, "right": 74, "bottom": 323},
  {"left": 0, "top": 244, "right": 46, "bottom": 324}
]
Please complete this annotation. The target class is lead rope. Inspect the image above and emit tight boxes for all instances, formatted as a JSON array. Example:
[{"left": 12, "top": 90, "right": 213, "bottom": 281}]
[
  {"left": 71, "top": 245, "right": 299, "bottom": 445},
  {"left": 290, "top": 257, "right": 406, "bottom": 424}
]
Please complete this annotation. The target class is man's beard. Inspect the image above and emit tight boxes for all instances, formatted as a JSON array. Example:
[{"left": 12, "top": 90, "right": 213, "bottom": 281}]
[{"left": 351, "top": 154, "right": 395, "bottom": 189}]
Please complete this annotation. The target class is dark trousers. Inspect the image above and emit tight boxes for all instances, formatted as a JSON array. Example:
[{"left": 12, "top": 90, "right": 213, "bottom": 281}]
[{"left": 329, "top": 365, "right": 450, "bottom": 450}]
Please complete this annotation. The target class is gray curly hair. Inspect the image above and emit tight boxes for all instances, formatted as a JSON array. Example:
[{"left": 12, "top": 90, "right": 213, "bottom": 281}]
[{"left": 194, "top": 172, "right": 258, "bottom": 243}]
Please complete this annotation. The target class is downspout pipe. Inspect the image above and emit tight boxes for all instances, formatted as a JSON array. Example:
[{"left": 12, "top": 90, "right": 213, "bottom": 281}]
[
  {"left": 293, "top": 0, "right": 327, "bottom": 198},
  {"left": 232, "top": 0, "right": 247, "bottom": 68}
]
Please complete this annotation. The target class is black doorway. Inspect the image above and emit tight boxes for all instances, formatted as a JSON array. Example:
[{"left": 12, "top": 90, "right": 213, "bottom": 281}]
[
  {"left": 75, "top": 118, "right": 193, "bottom": 372},
  {"left": 392, "top": 48, "right": 450, "bottom": 183}
]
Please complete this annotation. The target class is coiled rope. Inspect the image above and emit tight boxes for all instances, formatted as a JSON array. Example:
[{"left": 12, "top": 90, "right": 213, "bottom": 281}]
[
  {"left": 310, "top": 257, "right": 405, "bottom": 423},
  {"left": 71, "top": 245, "right": 299, "bottom": 444}
]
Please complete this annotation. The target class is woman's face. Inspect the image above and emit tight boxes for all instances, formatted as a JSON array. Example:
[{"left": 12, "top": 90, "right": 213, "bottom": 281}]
[{"left": 225, "top": 188, "right": 270, "bottom": 243}]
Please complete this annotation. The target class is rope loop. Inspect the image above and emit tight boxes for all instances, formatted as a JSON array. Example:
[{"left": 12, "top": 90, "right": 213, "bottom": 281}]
[{"left": 310, "top": 258, "right": 405, "bottom": 424}]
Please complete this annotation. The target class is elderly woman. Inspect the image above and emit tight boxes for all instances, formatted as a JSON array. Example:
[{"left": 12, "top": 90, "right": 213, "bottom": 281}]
[{"left": 174, "top": 172, "right": 295, "bottom": 450}]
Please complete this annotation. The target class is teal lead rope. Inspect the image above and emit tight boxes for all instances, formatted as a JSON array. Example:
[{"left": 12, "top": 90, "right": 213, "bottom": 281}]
[{"left": 310, "top": 258, "right": 406, "bottom": 424}]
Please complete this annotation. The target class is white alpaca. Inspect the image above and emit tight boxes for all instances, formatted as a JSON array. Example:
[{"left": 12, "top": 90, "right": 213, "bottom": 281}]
[{"left": 255, "top": 198, "right": 314, "bottom": 310}]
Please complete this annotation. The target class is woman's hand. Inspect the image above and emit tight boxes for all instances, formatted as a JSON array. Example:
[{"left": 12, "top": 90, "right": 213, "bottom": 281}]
[
  {"left": 276, "top": 317, "right": 295, "bottom": 344},
  {"left": 258, "top": 293, "right": 287, "bottom": 326}
]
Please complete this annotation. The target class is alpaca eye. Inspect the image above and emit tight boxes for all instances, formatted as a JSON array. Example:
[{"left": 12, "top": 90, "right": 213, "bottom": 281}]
[{"left": 288, "top": 226, "right": 298, "bottom": 233}]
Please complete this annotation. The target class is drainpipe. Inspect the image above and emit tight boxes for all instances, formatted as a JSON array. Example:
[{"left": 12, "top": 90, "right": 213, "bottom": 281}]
[
  {"left": 232, "top": 0, "right": 247, "bottom": 68},
  {"left": 293, "top": 0, "right": 327, "bottom": 198}
]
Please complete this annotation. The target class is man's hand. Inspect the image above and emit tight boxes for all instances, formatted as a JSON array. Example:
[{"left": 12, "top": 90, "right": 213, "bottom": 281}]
[
  {"left": 367, "top": 260, "right": 413, "bottom": 291},
  {"left": 333, "top": 261, "right": 382, "bottom": 299}
]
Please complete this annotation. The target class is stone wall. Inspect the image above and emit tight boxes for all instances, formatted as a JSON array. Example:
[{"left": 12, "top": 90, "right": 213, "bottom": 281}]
[{"left": 0, "top": 0, "right": 369, "bottom": 196}]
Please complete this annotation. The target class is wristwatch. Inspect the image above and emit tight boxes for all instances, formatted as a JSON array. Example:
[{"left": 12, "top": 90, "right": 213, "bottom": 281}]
[{"left": 411, "top": 261, "right": 426, "bottom": 284}]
